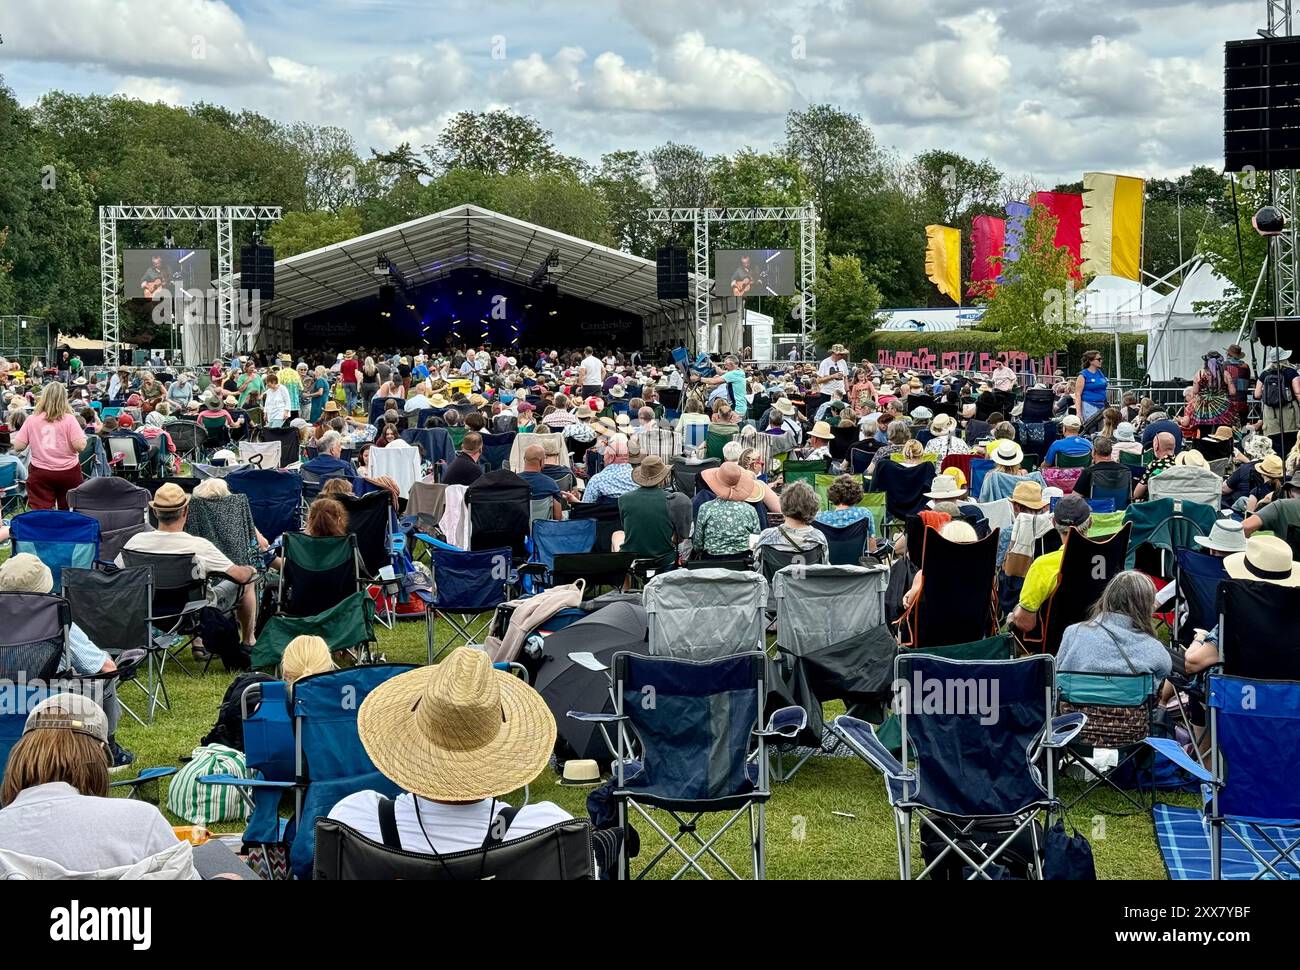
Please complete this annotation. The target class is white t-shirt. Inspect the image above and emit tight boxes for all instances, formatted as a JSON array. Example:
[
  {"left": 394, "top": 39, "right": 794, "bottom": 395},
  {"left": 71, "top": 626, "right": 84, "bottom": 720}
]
[
  {"left": 818, "top": 356, "right": 849, "bottom": 394},
  {"left": 328, "top": 790, "right": 573, "bottom": 855},
  {"left": 580, "top": 356, "right": 604, "bottom": 387},
  {"left": 120, "top": 529, "right": 234, "bottom": 579}
]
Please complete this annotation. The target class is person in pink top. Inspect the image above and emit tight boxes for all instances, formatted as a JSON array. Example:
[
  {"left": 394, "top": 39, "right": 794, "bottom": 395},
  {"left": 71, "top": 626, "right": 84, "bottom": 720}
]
[{"left": 10, "top": 382, "right": 87, "bottom": 510}]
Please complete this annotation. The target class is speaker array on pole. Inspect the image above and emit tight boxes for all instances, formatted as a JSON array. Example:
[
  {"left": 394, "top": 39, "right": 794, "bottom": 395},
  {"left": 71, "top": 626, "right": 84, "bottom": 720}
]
[
  {"left": 239, "top": 243, "right": 276, "bottom": 300},
  {"left": 656, "top": 244, "right": 689, "bottom": 300},
  {"left": 1225, "top": 36, "right": 1300, "bottom": 172}
]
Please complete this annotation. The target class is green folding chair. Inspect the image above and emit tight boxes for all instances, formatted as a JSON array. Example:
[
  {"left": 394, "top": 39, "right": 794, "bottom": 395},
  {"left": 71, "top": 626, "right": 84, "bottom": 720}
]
[
  {"left": 780, "top": 458, "right": 830, "bottom": 492},
  {"left": 1055, "top": 451, "right": 1092, "bottom": 469},
  {"left": 1088, "top": 511, "right": 1127, "bottom": 537},
  {"left": 1118, "top": 450, "right": 1143, "bottom": 469},
  {"left": 447, "top": 426, "right": 466, "bottom": 450}
]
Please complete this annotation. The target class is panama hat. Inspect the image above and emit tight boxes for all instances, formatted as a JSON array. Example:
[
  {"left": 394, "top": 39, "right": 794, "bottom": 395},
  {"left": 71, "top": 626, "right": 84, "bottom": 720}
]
[
  {"left": 429, "top": 392, "right": 450, "bottom": 408},
  {"left": 809, "top": 420, "right": 835, "bottom": 440},
  {"left": 357, "top": 647, "right": 556, "bottom": 801},
  {"left": 910, "top": 406, "right": 934, "bottom": 421},
  {"left": 149, "top": 482, "right": 191, "bottom": 514},
  {"left": 774, "top": 398, "right": 797, "bottom": 416},
  {"left": 1224, "top": 535, "right": 1300, "bottom": 587},
  {"left": 1175, "top": 449, "right": 1209, "bottom": 468},
  {"left": 0, "top": 552, "right": 54, "bottom": 594},
  {"left": 633, "top": 454, "right": 671, "bottom": 487},
  {"left": 574, "top": 405, "right": 594, "bottom": 419},
  {"left": 829, "top": 344, "right": 849, "bottom": 355},
  {"left": 925, "top": 474, "right": 967, "bottom": 501},
  {"left": 929, "top": 413, "right": 956, "bottom": 435},
  {"left": 1010, "top": 480, "right": 1048, "bottom": 510},
  {"left": 1194, "top": 518, "right": 1247, "bottom": 554},
  {"left": 1259, "top": 454, "right": 1285, "bottom": 479},
  {"left": 558, "top": 759, "right": 603, "bottom": 787},
  {"left": 990, "top": 440, "right": 1025, "bottom": 467},
  {"left": 609, "top": 385, "right": 626, "bottom": 398}
]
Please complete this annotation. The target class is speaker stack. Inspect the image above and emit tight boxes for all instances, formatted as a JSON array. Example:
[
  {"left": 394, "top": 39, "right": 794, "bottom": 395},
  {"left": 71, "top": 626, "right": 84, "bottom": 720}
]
[
  {"left": 1225, "top": 36, "right": 1300, "bottom": 172},
  {"left": 239, "top": 243, "right": 276, "bottom": 300},
  {"left": 656, "top": 244, "right": 689, "bottom": 300}
]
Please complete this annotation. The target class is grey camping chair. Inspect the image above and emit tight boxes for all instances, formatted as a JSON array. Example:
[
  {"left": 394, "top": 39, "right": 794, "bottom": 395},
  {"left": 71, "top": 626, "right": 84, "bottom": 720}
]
[{"left": 642, "top": 568, "right": 768, "bottom": 660}]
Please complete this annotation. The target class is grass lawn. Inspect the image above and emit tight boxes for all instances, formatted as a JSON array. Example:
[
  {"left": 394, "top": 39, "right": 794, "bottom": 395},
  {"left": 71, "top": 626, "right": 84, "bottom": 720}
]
[{"left": 114, "top": 617, "right": 1192, "bottom": 879}]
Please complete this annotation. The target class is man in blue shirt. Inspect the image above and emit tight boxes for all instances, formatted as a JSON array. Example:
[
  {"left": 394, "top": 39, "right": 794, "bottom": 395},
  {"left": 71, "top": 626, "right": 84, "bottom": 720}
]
[
  {"left": 1042, "top": 414, "right": 1094, "bottom": 467},
  {"left": 301, "top": 431, "right": 358, "bottom": 484},
  {"left": 518, "top": 445, "right": 567, "bottom": 519},
  {"left": 1139, "top": 411, "right": 1184, "bottom": 453}
]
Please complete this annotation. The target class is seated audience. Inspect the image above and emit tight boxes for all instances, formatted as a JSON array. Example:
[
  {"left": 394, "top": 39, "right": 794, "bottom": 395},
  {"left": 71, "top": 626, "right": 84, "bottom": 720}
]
[{"left": 1056, "top": 571, "right": 1173, "bottom": 680}]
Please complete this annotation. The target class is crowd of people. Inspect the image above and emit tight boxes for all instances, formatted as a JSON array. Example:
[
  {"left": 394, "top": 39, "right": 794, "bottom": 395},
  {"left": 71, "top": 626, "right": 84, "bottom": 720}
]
[{"left": 0, "top": 335, "right": 1295, "bottom": 880}]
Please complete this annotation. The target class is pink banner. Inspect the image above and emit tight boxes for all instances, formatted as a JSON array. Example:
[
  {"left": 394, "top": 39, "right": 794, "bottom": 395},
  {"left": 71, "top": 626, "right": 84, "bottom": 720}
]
[
  {"left": 969, "top": 214, "right": 1006, "bottom": 299},
  {"left": 1030, "top": 191, "right": 1083, "bottom": 280},
  {"left": 875, "top": 348, "right": 1060, "bottom": 381}
]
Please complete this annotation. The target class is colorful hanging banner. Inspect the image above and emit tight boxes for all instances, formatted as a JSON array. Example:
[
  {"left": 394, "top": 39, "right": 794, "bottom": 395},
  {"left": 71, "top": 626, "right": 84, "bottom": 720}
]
[
  {"left": 1001, "top": 201, "right": 1031, "bottom": 277},
  {"left": 1081, "top": 172, "right": 1145, "bottom": 280},
  {"left": 924, "top": 224, "right": 961, "bottom": 303},
  {"left": 969, "top": 214, "right": 1005, "bottom": 298},
  {"left": 1030, "top": 190, "right": 1084, "bottom": 279}
]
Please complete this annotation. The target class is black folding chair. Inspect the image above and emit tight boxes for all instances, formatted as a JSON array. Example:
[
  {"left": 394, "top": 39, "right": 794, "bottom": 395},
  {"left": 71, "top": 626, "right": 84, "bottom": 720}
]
[
  {"left": 63, "top": 565, "right": 158, "bottom": 725},
  {"left": 1022, "top": 524, "right": 1131, "bottom": 655},
  {"left": 897, "top": 528, "right": 1000, "bottom": 650},
  {"left": 121, "top": 550, "right": 213, "bottom": 677}
]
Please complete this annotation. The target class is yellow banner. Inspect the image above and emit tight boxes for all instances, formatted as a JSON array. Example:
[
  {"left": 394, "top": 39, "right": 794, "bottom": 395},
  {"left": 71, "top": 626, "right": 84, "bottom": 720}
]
[
  {"left": 925, "top": 224, "right": 961, "bottom": 302},
  {"left": 1081, "top": 172, "right": 1145, "bottom": 280}
]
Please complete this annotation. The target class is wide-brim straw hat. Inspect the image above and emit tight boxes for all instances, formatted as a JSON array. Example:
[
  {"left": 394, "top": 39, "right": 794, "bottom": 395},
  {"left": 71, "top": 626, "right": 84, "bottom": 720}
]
[
  {"left": 700, "top": 461, "right": 759, "bottom": 502},
  {"left": 323, "top": 400, "right": 342, "bottom": 414},
  {"left": 809, "top": 420, "right": 835, "bottom": 440},
  {"left": 429, "top": 394, "right": 450, "bottom": 408},
  {"left": 1224, "top": 536, "right": 1300, "bottom": 587},
  {"left": 1010, "top": 480, "right": 1048, "bottom": 510},
  {"left": 357, "top": 648, "right": 556, "bottom": 802}
]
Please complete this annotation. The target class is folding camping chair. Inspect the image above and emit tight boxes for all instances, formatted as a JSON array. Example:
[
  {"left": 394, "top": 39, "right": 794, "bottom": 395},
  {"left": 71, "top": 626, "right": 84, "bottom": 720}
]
[
  {"left": 549, "top": 552, "right": 641, "bottom": 595},
  {"left": 368, "top": 444, "right": 420, "bottom": 500},
  {"left": 643, "top": 568, "right": 767, "bottom": 660},
  {"left": 897, "top": 527, "right": 1000, "bottom": 650},
  {"left": 329, "top": 490, "right": 399, "bottom": 626},
  {"left": 1055, "top": 670, "right": 1159, "bottom": 814},
  {"left": 480, "top": 431, "right": 517, "bottom": 470},
  {"left": 669, "top": 457, "right": 719, "bottom": 497},
  {"left": 427, "top": 545, "right": 514, "bottom": 663},
  {"left": 813, "top": 518, "right": 871, "bottom": 565},
  {"left": 199, "top": 664, "right": 416, "bottom": 881},
  {"left": 1121, "top": 497, "right": 1216, "bottom": 572},
  {"left": 770, "top": 564, "right": 892, "bottom": 780},
  {"left": 1146, "top": 673, "right": 1300, "bottom": 880},
  {"left": 185, "top": 491, "right": 259, "bottom": 568},
  {"left": 259, "top": 426, "right": 301, "bottom": 468},
  {"left": 238, "top": 440, "right": 282, "bottom": 469},
  {"left": 465, "top": 471, "right": 531, "bottom": 562},
  {"left": 529, "top": 518, "right": 597, "bottom": 580},
  {"left": 831, "top": 653, "right": 1084, "bottom": 879},
  {"left": 967, "top": 458, "right": 997, "bottom": 500},
  {"left": 62, "top": 565, "right": 160, "bottom": 725},
  {"left": 1173, "top": 547, "right": 1227, "bottom": 648},
  {"left": 567, "top": 651, "right": 804, "bottom": 879},
  {"left": 278, "top": 533, "right": 362, "bottom": 619},
  {"left": 779, "top": 458, "right": 829, "bottom": 493},
  {"left": 108, "top": 433, "right": 153, "bottom": 479},
  {"left": 67, "top": 476, "right": 149, "bottom": 562},
  {"left": 313, "top": 815, "right": 597, "bottom": 880},
  {"left": 121, "top": 550, "right": 215, "bottom": 677},
  {"left": 165, "top": 420, "right": 208, "bottom": 465},
  {"left": 227, "top": 468, "right": 302, "bottom": 544},
  {"left": 255, "top": 591, "right": 378, "bottom": 668},
  {"left": 757, "top": 542, "right": 825, "bottom": 613},
  {"left": 9, "top": 510, "right": 100, "bottom": 593},
  {"left": 568, "top": 498, "right": 623, "bottom": 552},
  {"left": 869, "top": 459, "right": 937, "bottom": 537},
  {"left": 1021, "top": 524, "right": 1131, "bottom": 655}
]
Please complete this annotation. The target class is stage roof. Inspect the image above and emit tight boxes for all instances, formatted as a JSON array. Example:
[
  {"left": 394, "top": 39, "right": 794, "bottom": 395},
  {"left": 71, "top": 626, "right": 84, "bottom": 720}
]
[{"left": 261, "top": 204, "right": 697, "bottom": 321}]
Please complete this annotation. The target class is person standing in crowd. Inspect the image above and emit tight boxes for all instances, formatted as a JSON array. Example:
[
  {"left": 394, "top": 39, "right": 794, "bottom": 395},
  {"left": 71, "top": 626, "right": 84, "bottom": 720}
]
[
  {"left": 695, "top": 355, "right": 749, "bottom": 421},
  {"left": 9, "top": 382, "right": 85, "bottom": 510},
  {"left": 579, "top": 346, "right": 604, "bottom": 399},
  {"left": 1073, "top": 350, "right": 1108, "bottom": 423},
  {"left": 262, "top": 372, "right": 291, "bottom": 428},
  {"left": 1223, "top": 344, "right": 1252, "bottom": 427},
  {"left": 340, "top": 349, "right": 361, "bottom": 414},
  {"left": 1256, "top": 347, "right": 1300, "bottom": 457},
  {"left": 816, "top": 343, "right": 850, "bottom": 396}
]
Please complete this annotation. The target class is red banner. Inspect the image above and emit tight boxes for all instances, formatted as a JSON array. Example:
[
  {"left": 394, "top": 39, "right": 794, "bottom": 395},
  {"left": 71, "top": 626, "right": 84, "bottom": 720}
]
[
  {"left": 969, "top": 214, "right": 1006, "bottom": 298},
  {"left": 1030, "top": 191, "right": 1083, "bottom": 280}
]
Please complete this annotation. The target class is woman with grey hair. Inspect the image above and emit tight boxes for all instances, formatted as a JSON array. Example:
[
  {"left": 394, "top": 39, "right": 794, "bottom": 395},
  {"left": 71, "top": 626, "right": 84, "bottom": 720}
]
[
  {"left": 866, "top": 419, "right": 912, "bottom": 475},
  {"left": 753, "top": 482, "right": 829, "bottom": 557},
  {"left": 1056, "top": 570, "right": 1172, "bottom": 680}
]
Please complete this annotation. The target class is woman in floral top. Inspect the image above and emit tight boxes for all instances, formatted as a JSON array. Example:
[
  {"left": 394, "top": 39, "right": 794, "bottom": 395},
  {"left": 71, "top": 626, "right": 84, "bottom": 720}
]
[{"left": 695, "top": 462, "right": 762, "bottom": 557}]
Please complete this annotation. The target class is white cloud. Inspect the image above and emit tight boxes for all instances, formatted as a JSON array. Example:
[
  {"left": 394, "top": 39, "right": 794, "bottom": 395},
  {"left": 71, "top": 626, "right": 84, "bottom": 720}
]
[
  {"left": 0, "top": 0, "right": 269, "bottom": 82},
  {"left": 112, "top": 76, "right": 184, "bottom": 106}
]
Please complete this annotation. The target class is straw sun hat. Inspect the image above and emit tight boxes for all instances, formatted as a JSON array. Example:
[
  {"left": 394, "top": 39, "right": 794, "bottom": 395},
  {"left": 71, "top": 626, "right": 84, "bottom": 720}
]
[{"left": 357, "top": 647, "right": 556, "bottom": 802}]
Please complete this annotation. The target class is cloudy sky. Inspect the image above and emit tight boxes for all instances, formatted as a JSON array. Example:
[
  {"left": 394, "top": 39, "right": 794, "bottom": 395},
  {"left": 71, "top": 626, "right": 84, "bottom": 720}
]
[{"left": 0, "top": 0, "right": 1257, "bottom": 185}]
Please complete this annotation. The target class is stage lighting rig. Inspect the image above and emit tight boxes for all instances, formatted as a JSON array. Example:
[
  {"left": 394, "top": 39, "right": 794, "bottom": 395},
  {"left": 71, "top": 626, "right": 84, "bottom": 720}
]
[{"left": 527, "top": 248, "right": 562, "bottom": 288}]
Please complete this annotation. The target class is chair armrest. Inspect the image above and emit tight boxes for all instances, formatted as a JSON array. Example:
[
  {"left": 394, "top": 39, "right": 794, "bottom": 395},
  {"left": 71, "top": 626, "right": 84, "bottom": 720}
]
[
  {"left": 109, "top": 766, "right": 178, "bottom": 788},
  {"left": 1143, "top": 737, "right": 1215, "bottom": 785},
  {"left": 568, "top": 651, "right": 608, "bottom": 673},
  {"left": 198, "top": 774, "right": 296, "bottom": 789},
  {"left": 566, "top": 711, "right": 626, "bottom": 724},
  {"left": 830, "top": 715, "right": 915, "bottom": 782},
  {"left": 754, "top": 705, "right": 807, "bottom": 739},
  {"left": 1040, "top": 712, "right": 1087, "bottom": 749},
  {"left": 516, "top": 562, "right": 548, "bottom": 578}
]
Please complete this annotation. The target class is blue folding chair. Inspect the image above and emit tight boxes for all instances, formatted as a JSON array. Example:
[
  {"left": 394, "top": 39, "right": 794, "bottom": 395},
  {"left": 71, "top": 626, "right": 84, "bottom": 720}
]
[
  {"left": 227, "top": 468, "right": 302, "bottom": 543},
  {"left": 0, "top": 462, "right": 20, "bottom": 517},
  {"left": 426, "top": 545, "right": 514, "bottom": 663},
  {"left": 568, "top": 651, "right": 804, "bottom": 879},
  {"left": 530, "top": 518, "right": 597, "bottom": 573},
  {"left": 812, "top": 518, "right": 870, "bottom": 565},
  {"left": 480, "top": 431, "right": 517, "bottom": 470},
  {"left": 1173, "top": 547, "right": 1226, "bottom": 647},
  {"left": 10, "top": 510, "right": 100, "bottom": 592},
  {"left": 832, "top": 653, "right": 1083, "bottom": 879},
  {"left": 1147, "top": 674, "right": 1300, "bottom": 880}
]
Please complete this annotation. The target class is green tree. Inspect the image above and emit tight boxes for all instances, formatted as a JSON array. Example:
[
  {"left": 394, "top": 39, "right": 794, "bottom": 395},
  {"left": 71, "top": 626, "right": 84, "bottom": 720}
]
[
  {"left": 266, "top": 208, "right": 364, "bottom": 259},
  {"left": 979, "top": 204, "right": 1083, "bottom": 357},
  {"left": 592, "top": 150, "right": 655, "bottom": 256},
  {"left": 646, "top": 142, "right": 714, "bottom": 209},
  {"left": 426, "top": 111, "right": 575, "bottom": 177},
  {"left": 810, "top": 253, "right": 883, "bottom": 356}
]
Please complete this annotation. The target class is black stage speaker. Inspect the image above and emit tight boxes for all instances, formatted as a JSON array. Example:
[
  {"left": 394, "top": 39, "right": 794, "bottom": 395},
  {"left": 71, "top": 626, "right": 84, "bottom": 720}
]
[
  {"left": 656, "top": 245, "right": 689, "bottom": 300},
  {"left": 1225, "top": 36, "right": 1300, "bottom": 172},
  {"left": 239, "top": 243, "right": 276, "bottom": 300},
  {"left": 1253, "top": 315, "right": 1300, "bottom": 357}
]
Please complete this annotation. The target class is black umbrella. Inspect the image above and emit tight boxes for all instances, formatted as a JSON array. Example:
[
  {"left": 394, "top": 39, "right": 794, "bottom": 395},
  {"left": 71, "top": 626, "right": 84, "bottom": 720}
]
[{"left": 533, "top": 602, "right": 649, "bottom": 764}]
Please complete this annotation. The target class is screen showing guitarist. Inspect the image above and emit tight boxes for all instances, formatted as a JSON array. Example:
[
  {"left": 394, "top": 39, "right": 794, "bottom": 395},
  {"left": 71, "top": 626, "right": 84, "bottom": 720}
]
[
  {"left": 140, "top": 255, "right": 168, "bottom": 299},
  {"left": 730, "top": 254, "right": 756, "bottom": 298}
]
